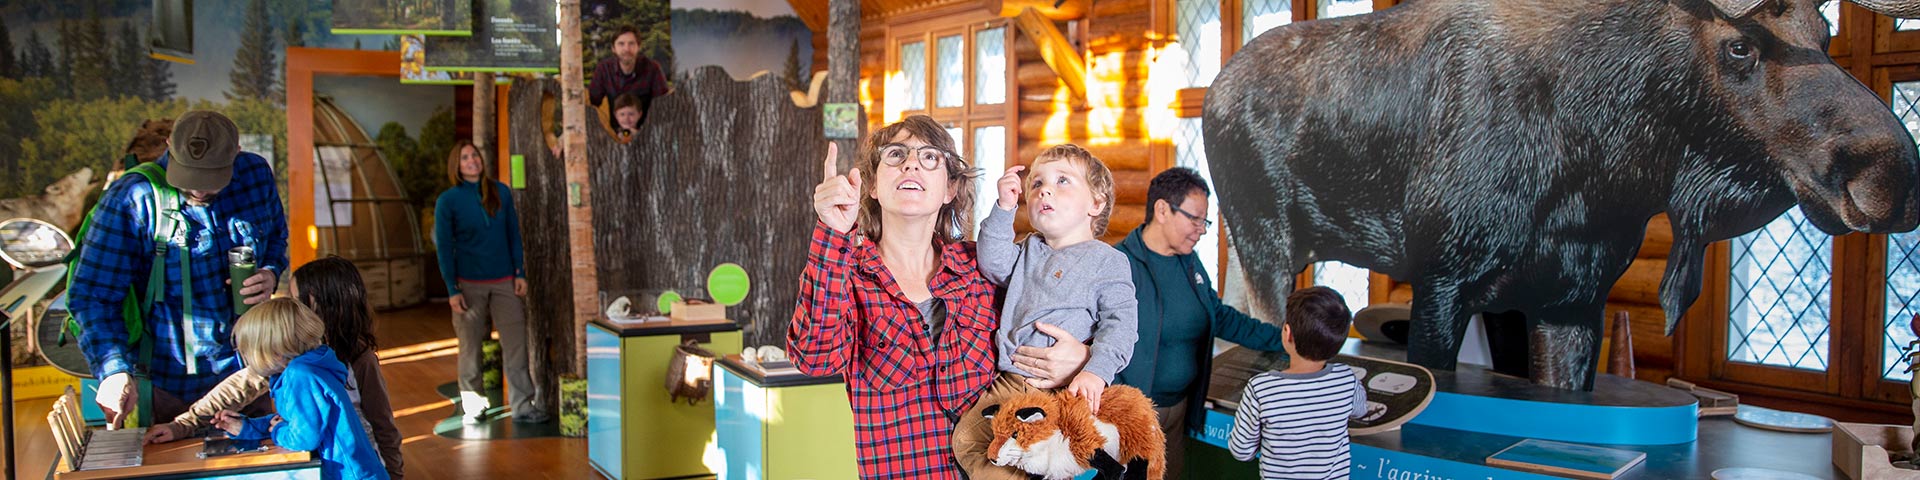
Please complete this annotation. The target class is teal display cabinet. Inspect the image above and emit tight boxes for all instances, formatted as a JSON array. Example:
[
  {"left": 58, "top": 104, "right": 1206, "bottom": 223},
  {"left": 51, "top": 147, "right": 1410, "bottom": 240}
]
[
  {"left": 586, "top": 317, "right": 743, "bottom": 480},
  {"left": 712, "top": 356, "right": 856, "bottom": 480}
]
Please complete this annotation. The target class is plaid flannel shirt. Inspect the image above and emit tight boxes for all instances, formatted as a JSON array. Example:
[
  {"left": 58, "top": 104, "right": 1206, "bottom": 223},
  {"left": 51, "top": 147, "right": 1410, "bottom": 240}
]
[
  {"left": 788, "top": 223, "right": 998, "bottom": 479},
  {"left": 71, "top": 152, "right": 289, "bottom": 401}
]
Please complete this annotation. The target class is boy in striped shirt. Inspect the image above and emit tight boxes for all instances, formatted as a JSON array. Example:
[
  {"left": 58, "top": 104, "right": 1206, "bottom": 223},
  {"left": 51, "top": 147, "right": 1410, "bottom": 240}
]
[{"left": 1229, "top": 287, "right": 1366, "bottom": 479}]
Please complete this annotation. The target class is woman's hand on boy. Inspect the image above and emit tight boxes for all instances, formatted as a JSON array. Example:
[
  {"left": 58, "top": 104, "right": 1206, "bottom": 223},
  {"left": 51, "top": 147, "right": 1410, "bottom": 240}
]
[
  {"left": 996, "top": 165, "right": 1026, "bottom": 210},
  {"left": 1067, "top": 371, "right": 1107, "bottom": 413},
  {"left": 1015, "top": 323, "right": 1091, "bottom": 389}
]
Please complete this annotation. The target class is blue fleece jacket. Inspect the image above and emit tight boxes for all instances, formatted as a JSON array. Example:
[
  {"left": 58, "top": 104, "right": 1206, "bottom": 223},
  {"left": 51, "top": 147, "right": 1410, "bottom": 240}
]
[
  {"left": 237, "top": 346, "right": 388, "bottom": 480},
  {"left": 433, "top": 180, "right": 525, "bottom": 295}
]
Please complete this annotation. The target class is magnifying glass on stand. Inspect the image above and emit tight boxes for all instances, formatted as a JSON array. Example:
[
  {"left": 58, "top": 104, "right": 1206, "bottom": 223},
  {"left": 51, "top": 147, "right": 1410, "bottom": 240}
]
[{"left": 0, "top": 217, "right": 79, "bottom": 480}]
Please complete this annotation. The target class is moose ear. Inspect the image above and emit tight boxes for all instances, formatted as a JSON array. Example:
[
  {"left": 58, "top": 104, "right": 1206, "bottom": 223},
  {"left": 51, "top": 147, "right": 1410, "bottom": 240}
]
[
  {"left": 1016, "top": 407, "right": 1046, "bottom": 423},
  {"left": 1705, "top": 0, "right": 1766, "bottom": 18},
  {"left": 982, "top": 404, "right": 1001, "bottom": 419}
]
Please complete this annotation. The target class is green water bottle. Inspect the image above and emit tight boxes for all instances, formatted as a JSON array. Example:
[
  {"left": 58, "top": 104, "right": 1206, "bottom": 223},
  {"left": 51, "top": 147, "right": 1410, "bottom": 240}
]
[{"left": 229, "top": 246, "right": 257, "bottom": 316}]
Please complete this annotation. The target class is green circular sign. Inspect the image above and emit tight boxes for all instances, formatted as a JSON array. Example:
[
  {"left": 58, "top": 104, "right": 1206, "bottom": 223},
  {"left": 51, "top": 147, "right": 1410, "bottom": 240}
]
[
  {"left": 657, "top": 290, "right": 682, "bottom": 313},
  {"left": 708, "top": 263, "right": 751, "bottom": 306}
]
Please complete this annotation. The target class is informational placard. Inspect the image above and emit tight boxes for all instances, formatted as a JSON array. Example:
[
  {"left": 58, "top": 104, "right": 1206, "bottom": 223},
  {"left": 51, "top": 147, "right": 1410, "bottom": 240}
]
[
  {"left": 426, "top": 0, "right": 559, "bottom": 73},
  {"left": 333, "top": 0, "right": 474, "bottom": 36},
  {"left": 401, "top": 35, "right": 466, "bottom": 85},
  {"left": 824, "top": 103, "right": 859, "bottom": 139}
]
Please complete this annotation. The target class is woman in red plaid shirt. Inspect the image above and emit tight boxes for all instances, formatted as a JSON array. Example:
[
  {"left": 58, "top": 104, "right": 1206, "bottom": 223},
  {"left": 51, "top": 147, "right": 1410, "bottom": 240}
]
[{"left": 791, "top": 116, "right": 1090, "bottom": 479}]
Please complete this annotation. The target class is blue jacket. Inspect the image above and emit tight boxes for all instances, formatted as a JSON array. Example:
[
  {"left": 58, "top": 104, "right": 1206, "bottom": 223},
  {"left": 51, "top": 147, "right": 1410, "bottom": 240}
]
[
  {"left": 237, "top": 346, "right": 388, "bottom": 480},
  {"left": 1111, "top": 227, "right": 1285, "bottom": 435},
  {"left": 433, "top": 180, "right": 524, "bottom": 295},
  {"left": 72, "top": 152, "right": 289, "bottom": 399}
]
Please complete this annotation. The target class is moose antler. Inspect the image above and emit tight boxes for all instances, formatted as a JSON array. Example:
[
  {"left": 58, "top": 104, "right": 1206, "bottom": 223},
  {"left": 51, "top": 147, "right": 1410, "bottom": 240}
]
[
  {"left": 1851, "top": 0, "right": 1920, "bottom": 19},
  {"left": 1706, "top": 0, "right": 1920, "bottom": 20}
]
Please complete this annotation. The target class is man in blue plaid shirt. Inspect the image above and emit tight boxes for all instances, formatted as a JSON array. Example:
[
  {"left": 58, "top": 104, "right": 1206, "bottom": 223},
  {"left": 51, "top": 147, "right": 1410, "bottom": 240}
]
[{"left": 70, "top": 110, "right": 288, "bottom": 426}]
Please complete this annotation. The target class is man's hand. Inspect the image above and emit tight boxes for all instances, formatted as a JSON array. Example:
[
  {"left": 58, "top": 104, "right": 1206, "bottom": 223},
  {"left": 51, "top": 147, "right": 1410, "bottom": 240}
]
[
  {"left": 996, "top": 165, "right": 1026, "bottom": 210},
  {"left": 239, "top": 269, "right": 278, "bottom": 305},
  {"left": 96, "top": 372, "right": 137, "bottom": 430},
  {"left": 1067, "top": 371, "right": 1108, "bottom": 413},
  {"left": 449, "top": 294, "right": 468, "bottom": 314},
  {"left": 514, "top": 278, "right": 528, "bottom": 297}
]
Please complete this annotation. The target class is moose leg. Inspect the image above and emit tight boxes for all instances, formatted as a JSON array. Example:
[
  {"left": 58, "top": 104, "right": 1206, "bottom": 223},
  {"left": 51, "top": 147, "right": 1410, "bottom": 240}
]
[
  {"left": 1524, "top": 304, "right": 1605, "bottom": 391},
  {"left": 1408, "top": 279, "right": 1471, "bottom": 371}
]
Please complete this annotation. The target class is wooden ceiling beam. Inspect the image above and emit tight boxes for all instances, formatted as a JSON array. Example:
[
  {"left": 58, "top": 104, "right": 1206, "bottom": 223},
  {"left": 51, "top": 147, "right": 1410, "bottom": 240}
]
[{"left": 1012, "top": 7, "right": 1087, "bottom": 103}]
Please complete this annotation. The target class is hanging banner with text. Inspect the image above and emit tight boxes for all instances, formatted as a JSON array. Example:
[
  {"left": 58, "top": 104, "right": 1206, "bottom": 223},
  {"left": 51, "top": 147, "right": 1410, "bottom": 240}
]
[
  {"left": 425, "top": 0, "right": 559, "bottom": 73},
  {"left": 332, "top": 0, "right": 474, "bottom": 36}
]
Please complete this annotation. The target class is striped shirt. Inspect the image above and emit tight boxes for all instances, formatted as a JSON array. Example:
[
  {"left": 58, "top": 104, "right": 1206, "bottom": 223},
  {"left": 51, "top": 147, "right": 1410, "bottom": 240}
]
[{"left": 1229, "top": 363, "right": 1367, "bottom": 480}]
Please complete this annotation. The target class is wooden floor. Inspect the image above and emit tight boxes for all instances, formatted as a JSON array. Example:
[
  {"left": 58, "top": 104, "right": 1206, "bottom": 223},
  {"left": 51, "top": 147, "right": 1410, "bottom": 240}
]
[{"left": 7, "top": 303, "right": 600, "bottom": 479}]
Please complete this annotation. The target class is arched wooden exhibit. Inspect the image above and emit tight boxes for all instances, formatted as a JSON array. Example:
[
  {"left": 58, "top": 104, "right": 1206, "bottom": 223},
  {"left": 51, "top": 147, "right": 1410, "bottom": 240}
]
[{"left": 311, "top": 94, "right": 427, "bottom": 311}]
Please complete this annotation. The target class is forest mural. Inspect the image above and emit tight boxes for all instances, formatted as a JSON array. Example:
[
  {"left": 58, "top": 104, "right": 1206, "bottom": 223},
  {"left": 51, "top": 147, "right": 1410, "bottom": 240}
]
[
  {"left": 0, "top": 0, "right": 395, "bottom": 203},
  {"left": 670, "top": 1, "right": 810, "bottom": 88}
]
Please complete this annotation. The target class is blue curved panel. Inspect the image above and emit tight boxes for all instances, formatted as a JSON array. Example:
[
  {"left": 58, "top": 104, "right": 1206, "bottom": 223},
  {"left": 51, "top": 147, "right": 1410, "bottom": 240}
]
[{"left": 1407, "top": 391, "right": 1698, "bottom": 445}]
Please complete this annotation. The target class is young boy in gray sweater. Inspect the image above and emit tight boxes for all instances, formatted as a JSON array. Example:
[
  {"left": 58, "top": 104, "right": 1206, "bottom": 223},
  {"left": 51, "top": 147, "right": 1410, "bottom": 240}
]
[{"left": 953, "top": 144, "right": 1139, "bottom": 480}]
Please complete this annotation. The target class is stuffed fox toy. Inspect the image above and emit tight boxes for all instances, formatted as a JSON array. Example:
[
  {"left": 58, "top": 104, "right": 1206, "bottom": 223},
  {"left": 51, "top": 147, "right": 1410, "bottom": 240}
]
[{"left": 982, "top": 385, "right": 1165, "bottom": 480}]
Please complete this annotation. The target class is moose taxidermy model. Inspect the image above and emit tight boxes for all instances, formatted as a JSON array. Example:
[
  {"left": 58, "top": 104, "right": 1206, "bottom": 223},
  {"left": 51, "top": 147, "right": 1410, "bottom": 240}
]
[
  {"left": 1205, "top": 0, "right": 1920, "bottom": 390},
  {"left": 983, "top": 385, "right": 1165, "bottom": 480}
]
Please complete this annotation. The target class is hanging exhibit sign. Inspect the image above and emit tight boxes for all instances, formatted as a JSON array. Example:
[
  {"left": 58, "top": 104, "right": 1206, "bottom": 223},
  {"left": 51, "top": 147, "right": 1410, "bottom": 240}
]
[
  {"left": 426, "top": 0, "right": 560, "bottom": 73},
  {"left": 149, "top": 0, "right": 193, "bottom": 63},
  {"left": 402, "top": 35, "right": 513, "bottom": 85},
  {"left": 332, "top": 0, "right": 475, "bottom": 36},
  {"left": 1203, "top": 0, "right": 1920, "bottom": 392}
]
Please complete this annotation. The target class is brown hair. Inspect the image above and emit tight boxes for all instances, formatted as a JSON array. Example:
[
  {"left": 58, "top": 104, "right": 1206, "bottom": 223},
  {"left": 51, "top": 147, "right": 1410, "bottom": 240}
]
[
  {"left": 233, "top": 298, "right": 327, "bottom": 376},
  {"left": 1027, "top": 144, "right": 1115, "bottom": 237},
  {"left": 1285, "top": 287, "right": 1353, "bottom": 362},
  {"left": 293, "top": 256, "right": 378, "bottom": 365},
  {"left": 446, "top": 140, "right": 501, "bottom": 216},
  {"left": 853, "top": 115, "right": 981, "bottom": 244}
]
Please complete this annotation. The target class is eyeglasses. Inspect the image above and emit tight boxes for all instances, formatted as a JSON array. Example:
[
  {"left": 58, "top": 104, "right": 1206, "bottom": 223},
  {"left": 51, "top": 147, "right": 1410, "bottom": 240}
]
[
  {"left": 1169, "top": 204, "right": 1213, "bottom": 229},
  {"left": 879, "top": 144, "right": 956, "bottom": 171}
]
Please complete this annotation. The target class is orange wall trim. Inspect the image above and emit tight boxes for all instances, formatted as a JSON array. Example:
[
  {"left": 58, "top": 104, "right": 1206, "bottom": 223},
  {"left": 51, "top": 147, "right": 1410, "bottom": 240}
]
[{"left": 285, "top": 47, "right": 405, "bottom": 268}]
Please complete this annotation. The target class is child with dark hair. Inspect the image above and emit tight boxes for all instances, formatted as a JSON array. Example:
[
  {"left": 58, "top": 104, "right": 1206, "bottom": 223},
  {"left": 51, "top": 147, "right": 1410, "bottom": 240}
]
[
  {"left": 612, "top": 93, "right": 645, "bottom": 140},
  {"left": 1228, "top": 286, "right": 1365, "bottom": 479}
]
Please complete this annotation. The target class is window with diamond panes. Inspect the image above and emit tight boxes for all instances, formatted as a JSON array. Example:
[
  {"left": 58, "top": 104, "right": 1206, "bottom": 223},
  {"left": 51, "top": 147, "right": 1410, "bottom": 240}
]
[
  {"left": 1902, "top": 18, "right": 1920, "bottom": 31},
  {"left": 1726, "top": 206, "right": 1834, "bottom": 371},
  {"left": 1176, "top": 0, "right": 1222, "bottom": 88},
  {"left": 976, "top": 28, "right": 1006, "bottom": 105},
  {"left": 1173, "top": 117, "right": 1222, "bottom": 277},
  {"left": 902, "top": 41, "right": 928, "bottom": 111},
  {"left": 1242, "top": 0, "right": 1292, "bottom": 45},
  {"left": 1824, "top": 1, "right": 1841, "bottom": 37},
  {"left": 1317, "top": 0, "right": 1370, "bottom": 19},
  {"left": 972, "top": 126, "right": 1007, "bottom": 231},
  {"left": 936, "top": 35, "right": 965, "bottom": 108},
  {"left": 1880, "top": 81, "right": 1920, "bottom": 380}
]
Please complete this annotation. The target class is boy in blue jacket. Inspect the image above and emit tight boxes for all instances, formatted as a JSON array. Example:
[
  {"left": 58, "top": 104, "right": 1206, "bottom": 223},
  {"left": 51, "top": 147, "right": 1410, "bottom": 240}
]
[{"left": 216, "top": 298, "right": 387, "bottom": 479}]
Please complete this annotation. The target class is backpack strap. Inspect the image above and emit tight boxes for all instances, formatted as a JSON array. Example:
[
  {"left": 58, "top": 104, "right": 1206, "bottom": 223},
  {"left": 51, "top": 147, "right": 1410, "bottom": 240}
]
[{"left": 122, "top": 163, "right": 188, "bottom": 427}]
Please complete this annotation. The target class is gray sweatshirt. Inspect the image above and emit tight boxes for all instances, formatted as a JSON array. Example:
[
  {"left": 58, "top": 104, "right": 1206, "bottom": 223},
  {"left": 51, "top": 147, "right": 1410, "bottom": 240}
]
[{"left": 979, "top": 205, "right": 1139, "bottom": 383}]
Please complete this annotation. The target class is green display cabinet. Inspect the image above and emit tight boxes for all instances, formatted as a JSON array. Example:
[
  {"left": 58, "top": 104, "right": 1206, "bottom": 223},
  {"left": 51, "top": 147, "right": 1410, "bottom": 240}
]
[
  {"left": 713, "top": 356, "right": 856, "bottom": 480},
  {"left": 587, "top": 317, "right": 743, "bottom": 480}
]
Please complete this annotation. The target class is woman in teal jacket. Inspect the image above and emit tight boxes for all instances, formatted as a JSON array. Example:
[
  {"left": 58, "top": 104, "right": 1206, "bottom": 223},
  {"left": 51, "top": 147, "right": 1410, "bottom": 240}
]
[{"left": 433, "top": 141, "right": 542, "bottom": 424}]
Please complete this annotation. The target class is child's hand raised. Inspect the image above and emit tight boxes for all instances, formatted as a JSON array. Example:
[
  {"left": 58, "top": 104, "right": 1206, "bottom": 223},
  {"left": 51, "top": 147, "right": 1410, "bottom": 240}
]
[
  {"left": 996, "top": 165, "right": 1026, "bottom": 210},
  {"left": 1068, "top": 371, "right": 1107, "bottom": 413}
]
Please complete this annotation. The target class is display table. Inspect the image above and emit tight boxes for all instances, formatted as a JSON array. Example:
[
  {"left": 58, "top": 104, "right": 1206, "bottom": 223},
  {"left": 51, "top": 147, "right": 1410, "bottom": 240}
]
[
  {"left": 50, "top": 441, "right": 318, "bottom": 480},
  {"left": 586, "top": 317, "right": 743, "bottom": 480},
  {"left": 712, "top": 356, "right": 856, "bottom": 480},
  {"left": 1188, "top": 340, "right": 1845, "bottom": 478}
]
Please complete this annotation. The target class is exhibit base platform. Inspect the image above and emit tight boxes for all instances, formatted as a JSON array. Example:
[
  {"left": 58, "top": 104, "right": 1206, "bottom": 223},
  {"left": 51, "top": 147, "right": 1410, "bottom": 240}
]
[{"left": 1195, "top": 340, "right": 1844, "bottom": 478}]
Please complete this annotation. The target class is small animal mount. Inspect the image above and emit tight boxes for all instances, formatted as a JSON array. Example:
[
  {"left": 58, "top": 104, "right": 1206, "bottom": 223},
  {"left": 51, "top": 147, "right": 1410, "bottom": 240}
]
[
  {"left": 983, "top": 385, "right": 1165, "bottom": 480},
  {"left": 0, "top": 168, "right": 96, "bottom": 233},
  {"left": 665, "top": 339, "right": 716, "bottom": 406}
]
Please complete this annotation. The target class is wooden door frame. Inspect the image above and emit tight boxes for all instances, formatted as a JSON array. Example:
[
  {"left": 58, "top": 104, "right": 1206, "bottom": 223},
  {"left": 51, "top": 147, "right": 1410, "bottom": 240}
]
[{"left": 286, "top": 47, "right": 510, "bottom": 267}]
